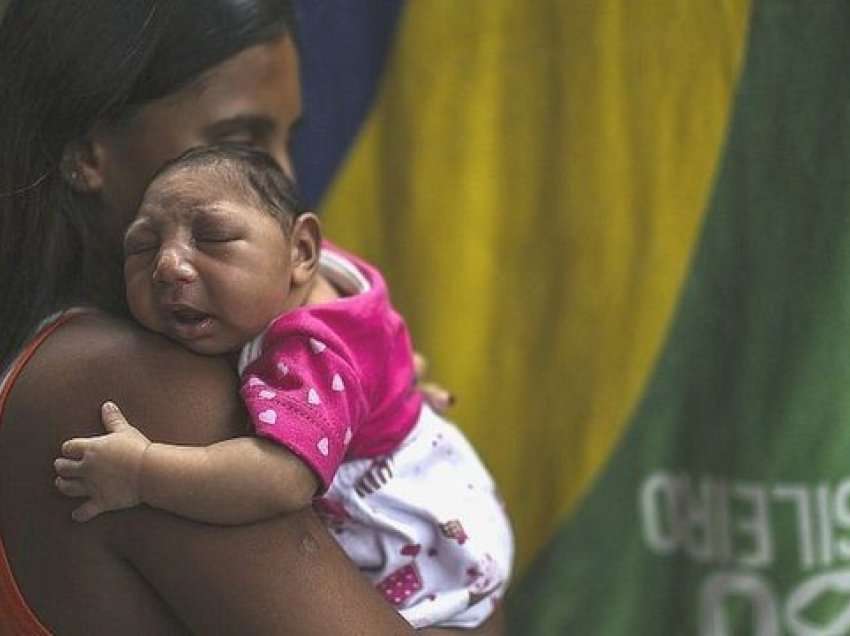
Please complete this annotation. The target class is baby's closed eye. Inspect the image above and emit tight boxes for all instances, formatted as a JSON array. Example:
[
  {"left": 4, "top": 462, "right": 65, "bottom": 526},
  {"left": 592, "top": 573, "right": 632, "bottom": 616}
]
[{"left": 124, "top": 235, "right": 159, "bottom": 256}]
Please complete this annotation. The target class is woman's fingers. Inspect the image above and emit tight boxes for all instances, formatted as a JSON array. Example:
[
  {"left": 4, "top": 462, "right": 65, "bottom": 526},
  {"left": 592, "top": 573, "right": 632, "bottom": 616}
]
[
  {"left": 101, "top": 401, "right": 130, "bottom": 432},
  {"left": 54, "top": 457, "right": 84, "bottom": 478},
  {"left": 54, "top": 476, "right": 89, "bottom": 498},
  {"left": 419, "top": 382, "right": 456, "bottom": 414},
  {"left": 71, "top": 500, "right": 104, "bottom": 523},
  {"left": 411, "top": 353, "right": 455, "bottom": 413},
  {"left": 413, "top": 352, "right": 429, "bottom": 380}
]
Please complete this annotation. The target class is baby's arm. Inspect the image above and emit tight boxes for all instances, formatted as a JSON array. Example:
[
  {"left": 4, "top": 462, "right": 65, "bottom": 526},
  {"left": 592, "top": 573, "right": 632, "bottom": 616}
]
[{"left": 54, "top": 401, "right": 319, "bottom": 524}]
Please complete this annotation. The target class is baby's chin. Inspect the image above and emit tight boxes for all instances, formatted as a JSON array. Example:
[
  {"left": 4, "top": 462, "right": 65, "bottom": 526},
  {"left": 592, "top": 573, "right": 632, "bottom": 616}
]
[
  {"left": 170, "top": 333, "right": 244, "bottom": 358},
  {"left": 147, "top": 320, "right": 246, "bottom": 357},
  {"left": 139, "top": 312, "right": 244, "bottom": 357}
]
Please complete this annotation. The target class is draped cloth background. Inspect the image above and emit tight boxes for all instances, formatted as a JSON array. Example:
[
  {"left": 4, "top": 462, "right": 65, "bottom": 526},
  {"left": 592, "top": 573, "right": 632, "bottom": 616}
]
[
  {"left": 294, "top": 1, "right": 850, "bottom": 633},
  {"left": 294, "top": 2, "right": 850, "bottom": 632},
  {"left": 0, "top": 0, "right": 842, "bottom": 632},
  {"left": 10, "top": 0, "right": 845, "bottom": 632}
]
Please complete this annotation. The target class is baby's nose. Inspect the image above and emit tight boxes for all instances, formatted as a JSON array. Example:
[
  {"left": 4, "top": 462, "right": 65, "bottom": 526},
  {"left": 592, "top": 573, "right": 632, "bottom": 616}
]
[{"left": 152, "top": 247, "right": 197, "bottom": 285}]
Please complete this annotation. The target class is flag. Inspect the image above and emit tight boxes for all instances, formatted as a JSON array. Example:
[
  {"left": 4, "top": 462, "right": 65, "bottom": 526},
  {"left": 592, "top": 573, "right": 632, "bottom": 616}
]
[{"left": 295, "top": 1, "right": 850, "bottom": 633}]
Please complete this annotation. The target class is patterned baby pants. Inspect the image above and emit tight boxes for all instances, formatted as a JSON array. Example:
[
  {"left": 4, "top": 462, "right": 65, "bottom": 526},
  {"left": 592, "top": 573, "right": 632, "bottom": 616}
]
[{"left": 314, "top": 405, "right": 514, "bottom": 628}]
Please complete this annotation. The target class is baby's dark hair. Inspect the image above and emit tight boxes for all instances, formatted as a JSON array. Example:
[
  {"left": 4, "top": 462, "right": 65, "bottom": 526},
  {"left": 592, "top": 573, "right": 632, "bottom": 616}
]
[{"left": 150, "top": 144, "right": 305, "bottom": 228}]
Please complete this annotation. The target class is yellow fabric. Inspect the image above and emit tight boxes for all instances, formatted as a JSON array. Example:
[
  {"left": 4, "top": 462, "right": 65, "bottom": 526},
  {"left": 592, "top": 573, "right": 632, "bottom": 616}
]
[{"left": 322, "top": 0, "right": 752, "bottom": 571}]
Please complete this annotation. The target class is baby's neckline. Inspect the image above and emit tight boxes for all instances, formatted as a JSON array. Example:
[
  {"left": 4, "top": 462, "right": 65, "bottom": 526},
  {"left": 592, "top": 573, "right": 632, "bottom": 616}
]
[{"left": 319, "top": 249, "right": 371, "bottom": 297}]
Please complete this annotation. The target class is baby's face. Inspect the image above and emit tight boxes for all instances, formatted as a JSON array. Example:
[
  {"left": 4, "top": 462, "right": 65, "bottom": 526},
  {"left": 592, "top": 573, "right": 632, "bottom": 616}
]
[{"left": 124, "top": 170, "right": 296, "bottom": 355}]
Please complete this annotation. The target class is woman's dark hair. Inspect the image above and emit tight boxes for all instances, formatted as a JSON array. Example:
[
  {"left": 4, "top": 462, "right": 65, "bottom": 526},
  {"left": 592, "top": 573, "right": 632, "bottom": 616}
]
[
  {"left": 150, "top": 144, "right": 306, "bottom": 229},
  {"left": 0, "top": 1, "right": 297, "bottom": 367}
]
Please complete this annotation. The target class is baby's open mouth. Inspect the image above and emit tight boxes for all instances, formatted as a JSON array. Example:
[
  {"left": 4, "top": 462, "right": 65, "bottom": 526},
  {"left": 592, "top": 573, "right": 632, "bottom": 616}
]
[
  {"left": 171, "top": 306, "right": 210, "bottom": 325},
  {"left": 165, "top": 306, "right": 215, "bottom": 341}
]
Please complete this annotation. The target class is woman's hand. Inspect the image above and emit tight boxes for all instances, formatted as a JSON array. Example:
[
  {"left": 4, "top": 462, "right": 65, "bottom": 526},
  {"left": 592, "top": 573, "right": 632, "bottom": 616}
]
[
  {"left": 413, "top": 352, "right": 456, "bottom": 414},
  {"left": 54, "top": 401, "right": 151, "bottom": 522}
]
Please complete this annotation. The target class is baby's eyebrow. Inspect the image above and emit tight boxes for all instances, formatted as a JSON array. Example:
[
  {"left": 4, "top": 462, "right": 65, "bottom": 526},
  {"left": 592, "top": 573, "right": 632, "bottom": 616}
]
[
  {"left": 189, "top": 205, "right": 246, "bottom": 233},
  {"left": 124, "top": 216, "right": 153, "bottom": 237},
  {"left": 190, "top": 204, "right": 235, "bottom": 222}
]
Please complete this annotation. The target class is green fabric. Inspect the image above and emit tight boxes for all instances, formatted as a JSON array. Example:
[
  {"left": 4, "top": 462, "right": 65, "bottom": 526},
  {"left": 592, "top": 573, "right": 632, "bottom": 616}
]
[
  {"left": 323, "top": 0, "right": 749, "bottom": 574},
  {"left": 508, "top": 1, "right": 850, "bottom": 633}
]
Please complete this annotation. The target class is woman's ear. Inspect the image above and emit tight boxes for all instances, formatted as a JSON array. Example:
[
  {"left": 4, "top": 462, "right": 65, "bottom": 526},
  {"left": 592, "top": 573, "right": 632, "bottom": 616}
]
[
  {"left": 60, "top": 137, "right": 106, "bottom": 193},
  {"left": 289, "top": 213, "right": 322, "bottom": 288}
]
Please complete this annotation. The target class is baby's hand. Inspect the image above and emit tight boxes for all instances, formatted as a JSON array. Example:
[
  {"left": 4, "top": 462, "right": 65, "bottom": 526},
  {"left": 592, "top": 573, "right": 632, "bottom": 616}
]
[{"left": 54, "top": 401, "right": 151, "bottom": 522}]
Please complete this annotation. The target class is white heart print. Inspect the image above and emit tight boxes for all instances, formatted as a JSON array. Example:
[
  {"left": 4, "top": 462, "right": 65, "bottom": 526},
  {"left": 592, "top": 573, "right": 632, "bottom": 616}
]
[
  {"left": 317, "top": 437, "right": 329, "bottom": 456},
  {"left": 344, "top": 427, "right": 352, "bottom": 445},
  {"left": 247, "top": 377, "right": 264, "bottom": 387},
  {"left": 331, "top": 374, "right": 345, "bottom": 392},
  {"left": 307, "top": 388, "right": 321, "bottom": 405},
  {"left": 258, "top": 409, "right": 277, "bottom": 425},
  {"left": 259, "top": 389, "right": 276, "bottom": 399},
  {"left": 277, "top": 362, "right": 289, "bottom": 376},
  {"left": 309, "top": 338, "right": 327, "bottom": 354}
]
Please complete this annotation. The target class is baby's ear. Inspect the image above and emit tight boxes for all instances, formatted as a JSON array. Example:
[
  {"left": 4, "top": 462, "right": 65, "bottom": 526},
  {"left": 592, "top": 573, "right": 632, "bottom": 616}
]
[{"left": 290, "top": 213, "right": 322, "bottom": 287}]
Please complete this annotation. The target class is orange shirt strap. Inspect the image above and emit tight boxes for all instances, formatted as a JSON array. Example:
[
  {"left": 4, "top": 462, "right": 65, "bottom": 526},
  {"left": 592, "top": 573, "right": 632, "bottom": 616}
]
[{"left": 0, "top": 310, "right": 86, "bottom": 636}]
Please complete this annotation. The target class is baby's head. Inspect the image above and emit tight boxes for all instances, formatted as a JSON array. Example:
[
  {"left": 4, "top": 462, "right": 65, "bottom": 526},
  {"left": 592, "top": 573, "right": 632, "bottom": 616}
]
[{"left": 124, "top": 144, "right": 321, "bottom": 355}]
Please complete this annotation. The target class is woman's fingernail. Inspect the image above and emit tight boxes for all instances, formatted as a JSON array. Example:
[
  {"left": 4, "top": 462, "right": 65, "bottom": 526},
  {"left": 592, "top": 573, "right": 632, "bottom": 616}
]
[
  {"left": 435, "top": 391, "right": 455, "bottom": 409},
  {"left": 102, "top": 401, "right": 116, "bottom": 412}
]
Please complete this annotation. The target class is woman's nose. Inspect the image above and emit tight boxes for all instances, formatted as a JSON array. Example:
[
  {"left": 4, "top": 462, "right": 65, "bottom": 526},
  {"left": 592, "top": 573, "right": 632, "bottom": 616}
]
[
  {"left": 272, "top": 147, "right": 296, "bottom": 181},
  {"left": 152, "top": 246, "right": 197, "bottom": 285}
]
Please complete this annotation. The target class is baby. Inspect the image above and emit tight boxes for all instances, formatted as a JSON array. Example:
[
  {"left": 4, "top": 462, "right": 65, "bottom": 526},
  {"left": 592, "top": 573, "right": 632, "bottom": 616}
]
[{"left": 53, "top": 145, "right": 513, "bottom": 629}]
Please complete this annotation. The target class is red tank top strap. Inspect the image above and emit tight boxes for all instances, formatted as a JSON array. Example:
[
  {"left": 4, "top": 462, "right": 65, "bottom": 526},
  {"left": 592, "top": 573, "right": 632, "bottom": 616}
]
[{"left": 0, "top": 310, "right": 86, "bottom": 635}]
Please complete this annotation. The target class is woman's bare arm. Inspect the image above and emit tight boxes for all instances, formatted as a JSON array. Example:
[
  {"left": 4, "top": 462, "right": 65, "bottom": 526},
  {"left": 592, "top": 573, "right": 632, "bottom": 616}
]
[
  {"left": 6, "top": 311, "right": 504, "bottom": 634},
  {"left": 6, "top": 311, "right": 413, "bottom": 634}
]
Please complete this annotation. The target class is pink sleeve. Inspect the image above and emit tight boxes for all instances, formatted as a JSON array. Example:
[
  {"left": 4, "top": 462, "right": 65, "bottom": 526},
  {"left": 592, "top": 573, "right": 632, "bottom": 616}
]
[{"left": 239, "top": 320, "right": 369, "bottom": 491}]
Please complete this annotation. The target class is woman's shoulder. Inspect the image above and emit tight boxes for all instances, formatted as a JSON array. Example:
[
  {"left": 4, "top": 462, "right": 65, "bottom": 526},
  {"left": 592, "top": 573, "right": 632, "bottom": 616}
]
[
  {"left": 0, "top": 310, "right": 246, "bottom": 634},
  {"left": 42, "top": 309, "right": 218, "bottom": 365},
  {"left": 5, "top": 309, "right": 247, "bottom": 445}
]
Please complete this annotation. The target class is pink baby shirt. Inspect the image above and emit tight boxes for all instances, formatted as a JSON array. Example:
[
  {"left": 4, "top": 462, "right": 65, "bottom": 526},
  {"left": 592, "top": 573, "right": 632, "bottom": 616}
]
[{"left": 237, "top": 242, "right": 424, "bottom": 489}]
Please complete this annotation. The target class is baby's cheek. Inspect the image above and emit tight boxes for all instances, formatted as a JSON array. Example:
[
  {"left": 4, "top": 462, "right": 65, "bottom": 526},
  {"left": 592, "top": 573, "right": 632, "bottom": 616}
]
[
  {"left": 229, "top": 302, "right": 275, "bottom": 342},
  {"left": 236, "top": 272, "right": 290, "bottom": 325},
  {"left": 125, "top": 276, "right": 158, "bottom": 331}
]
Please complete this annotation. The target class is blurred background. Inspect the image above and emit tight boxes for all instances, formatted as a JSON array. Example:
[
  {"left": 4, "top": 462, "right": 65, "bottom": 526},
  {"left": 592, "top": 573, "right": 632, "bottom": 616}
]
[
  {"left": 293, "top": 1, "right": 850, "bottom": 633},
  {"left": 2, "top": 0, "right": 843, "bottom": 631}
]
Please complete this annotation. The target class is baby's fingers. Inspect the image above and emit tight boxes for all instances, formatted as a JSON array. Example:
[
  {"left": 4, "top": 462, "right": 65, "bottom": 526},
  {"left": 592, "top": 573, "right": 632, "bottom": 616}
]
[
  {"left": 54, "top": 476, "right": 89, "bottom": 498},
  {"left": 71, "top": 500, "right": 104, "bottom": 523},
  {"left": 54, "top": 457, "right": 84, "bottom": 479},
  {"left": 61, "top": 438, "right": 90, "bottom": 460},
  {"left": 101, "top": 401, "right": 131, "bottom": 433}
]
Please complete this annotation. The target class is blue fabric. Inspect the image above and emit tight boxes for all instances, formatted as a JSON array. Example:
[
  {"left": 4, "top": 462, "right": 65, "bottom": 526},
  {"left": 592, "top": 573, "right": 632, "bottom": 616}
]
[{"left": 291, "top": 1, "right": 405, "bottom": 208}]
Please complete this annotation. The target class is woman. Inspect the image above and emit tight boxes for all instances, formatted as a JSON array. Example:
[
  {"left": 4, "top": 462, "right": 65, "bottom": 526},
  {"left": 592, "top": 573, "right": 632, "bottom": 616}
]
[{"left": 0, "top": 1, "right": 504, "bottom": 633}]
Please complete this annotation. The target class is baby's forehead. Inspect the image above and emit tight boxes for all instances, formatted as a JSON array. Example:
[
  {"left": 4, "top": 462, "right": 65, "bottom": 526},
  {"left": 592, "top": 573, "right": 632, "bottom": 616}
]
[
  {"left": 141, "top": 168, "right": 256, "bottom": 216},
  {"left": 147, "top": 165, "right": 241, "bottom": 204}
]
